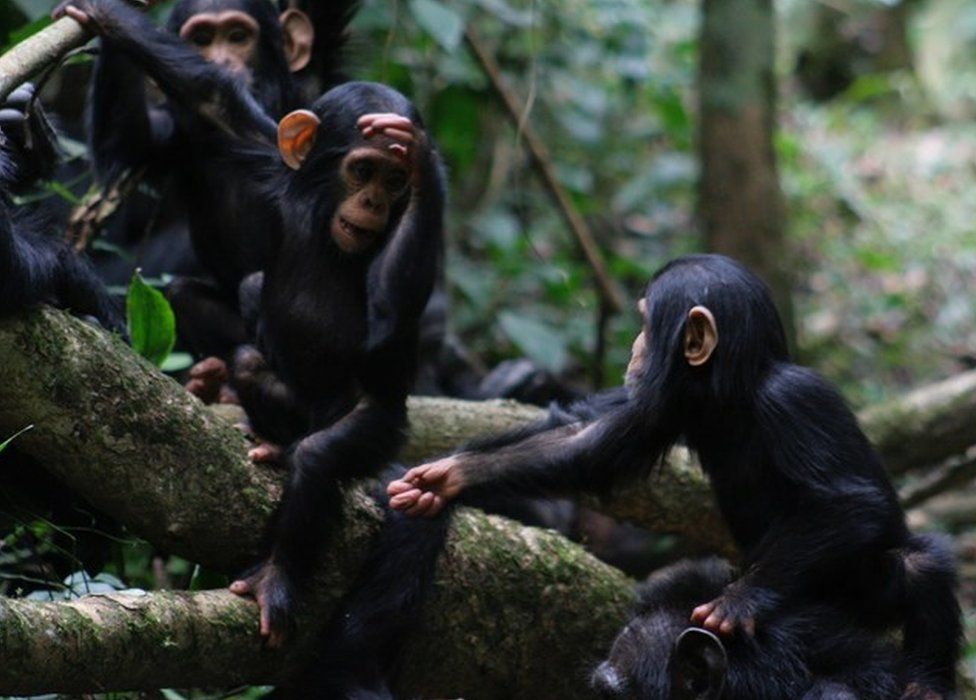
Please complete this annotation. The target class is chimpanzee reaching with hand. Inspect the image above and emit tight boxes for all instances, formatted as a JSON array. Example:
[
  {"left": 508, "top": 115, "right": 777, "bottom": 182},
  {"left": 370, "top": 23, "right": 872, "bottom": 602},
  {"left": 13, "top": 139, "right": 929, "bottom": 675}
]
[
  {"left": 57, "top": 0, "right": 445, "bottom": 646},
  {"left": 0, "top": 85, "right": 121, "bottom": 332},
  {"left": 389, "top": 254, "right": 961, "bottom": 699}
]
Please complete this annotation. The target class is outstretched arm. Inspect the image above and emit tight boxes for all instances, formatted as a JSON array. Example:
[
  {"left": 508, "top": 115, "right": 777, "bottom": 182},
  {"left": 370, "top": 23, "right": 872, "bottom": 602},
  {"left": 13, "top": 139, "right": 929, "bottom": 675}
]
[
  {"left": 56, "top": 0, "right": 276, "bottom": 144},
  {"left": 389, "top": 401, "right": 671, "bottom": 517}
]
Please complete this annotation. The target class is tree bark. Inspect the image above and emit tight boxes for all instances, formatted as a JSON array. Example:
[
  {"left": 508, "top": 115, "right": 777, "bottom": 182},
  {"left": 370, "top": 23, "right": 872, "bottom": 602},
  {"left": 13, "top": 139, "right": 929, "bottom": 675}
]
[
  {"left": 0, "top": 309, "right": 973, "bottom": 693},
  {"left": 698, "top": 0, "right": 794, "bottom": 345}
]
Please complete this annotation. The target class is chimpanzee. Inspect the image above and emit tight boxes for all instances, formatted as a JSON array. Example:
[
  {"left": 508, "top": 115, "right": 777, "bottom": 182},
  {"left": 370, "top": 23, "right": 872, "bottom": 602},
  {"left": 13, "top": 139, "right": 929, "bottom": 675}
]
[
  {"left": 593, "top": 558, "right": 901, "bottom": 699},
  {"left": 58, "top": 0, "right": 445, "bottom": 645},
  {"left": 0, "top": 85, "right": 121, "bottom": 332},
  {"left": 389, "top": 254, "right": 962, "bottom": 698},
  {"left": 63, "top": 0, "right": 356, "bottom": 361}
]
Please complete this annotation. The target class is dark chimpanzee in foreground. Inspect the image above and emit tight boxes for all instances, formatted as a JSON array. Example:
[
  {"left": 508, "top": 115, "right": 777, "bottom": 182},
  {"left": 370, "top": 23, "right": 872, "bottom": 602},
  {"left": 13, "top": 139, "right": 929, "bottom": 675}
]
[
  {"left": 389, "top": 254, "right": 962, "bottom": 699},
  {"left": 593, "top": 557, "right": 901, "bottom": 699},
  {"left": 59, "top": 0, "right": 445, "bottom": 646},
  {"left": 0, "top": 85, "right": 121, "bottom": 332}
]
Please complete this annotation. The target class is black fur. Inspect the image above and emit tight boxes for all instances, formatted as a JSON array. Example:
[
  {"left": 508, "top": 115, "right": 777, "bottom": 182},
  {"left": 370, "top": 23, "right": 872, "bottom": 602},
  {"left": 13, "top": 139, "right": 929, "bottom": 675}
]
[
  {"left": 593, "top": 558, "right": 901, "bottom": 699},
  {"left": 0, "top": 96, "right": 121, "bottom": 332},
  {"left": 446, "top": 254, "right": 961, "bottom": 697}
]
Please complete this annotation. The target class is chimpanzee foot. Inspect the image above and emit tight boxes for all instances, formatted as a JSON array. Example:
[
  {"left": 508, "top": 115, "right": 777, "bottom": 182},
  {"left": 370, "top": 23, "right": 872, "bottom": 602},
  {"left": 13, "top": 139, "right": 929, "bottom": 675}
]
[
  {"left": 229, "top": 560, "right": 296, "bottom": 648},
  {"left": 690, "top": 586, "right": 761, "bottom": 637},
  {"left": 668, "top": 627, "right": 727, "bottom": 700},
  {"left": 249, "top": 441, "right": 283, "bottom": 463},
  {"left": 185, "top": 356, "right": 229, "bottom": 404}
]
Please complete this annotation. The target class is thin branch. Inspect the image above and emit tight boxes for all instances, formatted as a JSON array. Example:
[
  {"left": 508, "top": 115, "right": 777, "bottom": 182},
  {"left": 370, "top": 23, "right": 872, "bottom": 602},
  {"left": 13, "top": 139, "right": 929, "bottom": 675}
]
[{"left": 464, "top": 26, "right": 625, "bottom": 315}]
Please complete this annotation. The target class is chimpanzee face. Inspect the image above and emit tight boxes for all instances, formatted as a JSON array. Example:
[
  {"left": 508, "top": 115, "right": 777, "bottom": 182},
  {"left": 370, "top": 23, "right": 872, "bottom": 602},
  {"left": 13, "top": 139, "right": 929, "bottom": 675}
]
[
  {"left": 624, "top": 298, "right": 649, "bottom": 390},
  {"left": 330, "top": 147, "right": 410, "bottom": 254},
  {"left": 179, "top": 10, "right": 261, "bottom": 81}
]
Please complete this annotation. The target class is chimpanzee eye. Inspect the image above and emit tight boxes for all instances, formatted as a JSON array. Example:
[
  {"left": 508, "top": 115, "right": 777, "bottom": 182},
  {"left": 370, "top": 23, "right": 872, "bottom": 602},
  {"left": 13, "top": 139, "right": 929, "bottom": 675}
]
[
  {"left": 227, "top": 27, "right": 251, "bottom": 44},
  {"left": 349, "top": 160, "right": 374, "bottom": 183},
  {"left": 189, "top": 28, "right": 215, "bottom": 47}
]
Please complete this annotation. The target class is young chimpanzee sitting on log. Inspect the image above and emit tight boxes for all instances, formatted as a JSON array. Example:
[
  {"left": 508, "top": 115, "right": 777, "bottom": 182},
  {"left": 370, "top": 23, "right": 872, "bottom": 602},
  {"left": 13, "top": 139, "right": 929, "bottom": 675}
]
[
  {"left": 389, "top": 254, "right": 961, "bottom": 699},
  {"left": 58, "top": 0, "right": 445, "bottom": 647}
]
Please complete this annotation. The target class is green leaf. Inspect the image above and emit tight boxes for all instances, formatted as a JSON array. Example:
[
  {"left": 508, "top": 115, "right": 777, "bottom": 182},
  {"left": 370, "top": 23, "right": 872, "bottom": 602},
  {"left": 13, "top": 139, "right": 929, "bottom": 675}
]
[
  {"left": 498, "top": 312, "right": 569, "bottom": 373},
  {"left": 43, "top": 180, "right": 80, "bottom": 205},
  {"left": 127, "top": 270, "right": 176, "bottom": 367},
  {"left": 409, "top": 0, "right": 464, "bottom": 51},
  {"left": 161, "top": 352, "right": 194, "bottom": 373},
  {"left": 0, "top": 424, "right": 33, "bottom": 455}
]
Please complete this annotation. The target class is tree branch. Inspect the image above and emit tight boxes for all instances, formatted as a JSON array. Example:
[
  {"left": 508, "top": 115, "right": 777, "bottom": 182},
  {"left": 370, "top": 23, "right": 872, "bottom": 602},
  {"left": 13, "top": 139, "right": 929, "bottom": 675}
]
[{"left": 0, "top": 309, "right": 973, "bottom": 692}]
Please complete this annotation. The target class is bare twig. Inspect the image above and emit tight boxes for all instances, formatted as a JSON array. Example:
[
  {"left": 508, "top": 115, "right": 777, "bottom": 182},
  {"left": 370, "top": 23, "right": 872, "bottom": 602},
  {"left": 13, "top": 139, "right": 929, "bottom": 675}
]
[{"left": 464, "top": 26, "right": 625, "bottom": 314}]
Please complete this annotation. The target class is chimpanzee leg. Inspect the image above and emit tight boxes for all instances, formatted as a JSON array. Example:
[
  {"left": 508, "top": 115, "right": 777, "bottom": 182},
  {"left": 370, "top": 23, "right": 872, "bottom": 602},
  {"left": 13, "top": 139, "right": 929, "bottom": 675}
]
[
  {"left": 231, "top": 344, "right": 308, "bottom": 447},
  {"left": 250, "top": 400, "right": 408, "bottom": 640},
  {"left": 898, "top": 534, "right": 961, "bottom": 697},
  {"left": 167, "top": 276, "right": 246, "bottom": 359}
]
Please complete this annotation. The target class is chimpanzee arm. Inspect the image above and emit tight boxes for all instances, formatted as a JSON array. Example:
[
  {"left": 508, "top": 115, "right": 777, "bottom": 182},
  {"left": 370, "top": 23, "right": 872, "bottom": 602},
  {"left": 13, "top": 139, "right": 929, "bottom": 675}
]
[
  {"left": 58, "top": 0, "right": 277, "bottom": 144},
  {"left": 365, "top": 129, "right": 446, "bottom": 353},
  {"left": 88, "top": 40, "right": 174, "bottom": 184},
  {"left": 388, "top": 399, "right": 679, "bottom": 517}
]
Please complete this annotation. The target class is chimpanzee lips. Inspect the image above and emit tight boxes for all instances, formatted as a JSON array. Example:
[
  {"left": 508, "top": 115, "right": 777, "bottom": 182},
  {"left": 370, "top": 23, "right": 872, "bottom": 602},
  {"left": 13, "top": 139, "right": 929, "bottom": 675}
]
[{"left": 339, "top": 217, "right": 378, "bottom": 239}]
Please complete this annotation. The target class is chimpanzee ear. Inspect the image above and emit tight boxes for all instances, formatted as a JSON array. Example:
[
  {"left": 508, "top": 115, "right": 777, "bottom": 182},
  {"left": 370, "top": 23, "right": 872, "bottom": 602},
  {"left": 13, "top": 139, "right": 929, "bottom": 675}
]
[
  {"left": 278, "top": 109, "right": 321, "bottom": 170},
  {"left": 279, "top": 9, "right": 314, "bottom": 73},
  {"left": 684, "top": 305, "right": 718, "bottom": 367}
]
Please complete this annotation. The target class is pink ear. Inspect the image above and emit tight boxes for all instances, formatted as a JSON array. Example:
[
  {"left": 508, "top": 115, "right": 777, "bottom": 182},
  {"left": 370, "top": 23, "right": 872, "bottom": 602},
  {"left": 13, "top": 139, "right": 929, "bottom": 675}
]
[
  {"left": 278, "top": 109, "right": 321, "bottom": 170},
  {"left": 279, "top": 9, "right": 314, "bottom": 73}
]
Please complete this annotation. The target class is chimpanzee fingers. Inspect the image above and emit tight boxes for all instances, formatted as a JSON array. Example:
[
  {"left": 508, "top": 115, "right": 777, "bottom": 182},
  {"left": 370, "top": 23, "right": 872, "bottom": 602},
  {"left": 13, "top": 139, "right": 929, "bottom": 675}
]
[
  {"left": 390, "top": 488, "right": 422, "bottom": 511},
  {"left": 386, "top": 478, "right": 415, "bottom": 496},
  {"left": 690, "top": 601, "right": 716, "bottom": 624},
  {"left": 5, "top": 84, "right": 34, "bottom": 108},
  {"left": 62, "top": 6, "right": 93, "bottom": 26},
  {"left": 741, "top": 617, "right": 756, "bottom": 637},
  {"left": 403, "top": 491, "right": 435, "bottom": 517}
]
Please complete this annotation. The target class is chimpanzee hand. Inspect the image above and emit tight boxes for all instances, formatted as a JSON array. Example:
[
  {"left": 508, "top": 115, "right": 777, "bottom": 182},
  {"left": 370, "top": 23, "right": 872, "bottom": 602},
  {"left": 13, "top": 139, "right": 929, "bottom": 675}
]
[
  {"left": 229, "top": 559, "right": 296, "bottom": 648},
  {"left": 387, "top": 455, "right": 466, "bottom": 517},
  {"left": 357, "top": 113, "right": 424, "bottom": 183},
  {"left": 52, "top": 0, "right": 100, "bottom": 28},
  {"left": 0, "top": 83, "right": 59, "bottom": 190},
  {"left": 690, "top": 581, "right": 772, "bottom": 637}
]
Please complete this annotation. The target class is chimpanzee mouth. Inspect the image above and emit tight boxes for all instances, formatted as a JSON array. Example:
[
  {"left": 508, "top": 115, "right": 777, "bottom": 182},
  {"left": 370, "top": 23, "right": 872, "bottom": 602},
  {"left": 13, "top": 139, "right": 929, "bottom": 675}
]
[{"left": 339, "top": 217, "right": 377, "bottom": 239}]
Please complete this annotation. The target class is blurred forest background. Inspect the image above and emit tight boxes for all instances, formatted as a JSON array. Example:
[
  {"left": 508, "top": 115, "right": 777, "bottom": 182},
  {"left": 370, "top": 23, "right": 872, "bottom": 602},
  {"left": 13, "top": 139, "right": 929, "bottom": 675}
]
[{"left": 2, "top": 0, "right": 976, "bottom": 695}]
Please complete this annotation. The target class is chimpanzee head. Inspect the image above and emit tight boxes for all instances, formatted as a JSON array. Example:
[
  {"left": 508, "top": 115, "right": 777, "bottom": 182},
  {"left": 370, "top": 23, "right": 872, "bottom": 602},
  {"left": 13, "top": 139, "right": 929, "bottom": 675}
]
[
  {"left": 627, "top": 254, "right": 789, "bottom": 411},
  {"left": 167, "top": 0, "right": 312, "bottom": 115},
  {"left": 275, "top": 82, "right": 422, "bottom": 256},
  {"left": 592, "top": 558, "right": 731, "bottom": 700}
]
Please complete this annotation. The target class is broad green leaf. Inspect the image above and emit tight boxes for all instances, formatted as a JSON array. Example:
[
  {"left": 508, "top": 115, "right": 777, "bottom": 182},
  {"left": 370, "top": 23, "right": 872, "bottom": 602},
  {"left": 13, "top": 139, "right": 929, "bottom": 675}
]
[
  {"left": 127, "top": 270, "right": 176, "bottom": 367},
  {"left": 409, "top": 0, "right": 464, "bottom": 51},
  {"left": 0, "top": 424, "right": 32, "bottom": 455},
  {"left": 161, "top": 352, "right": 194, "bottom": 373}
]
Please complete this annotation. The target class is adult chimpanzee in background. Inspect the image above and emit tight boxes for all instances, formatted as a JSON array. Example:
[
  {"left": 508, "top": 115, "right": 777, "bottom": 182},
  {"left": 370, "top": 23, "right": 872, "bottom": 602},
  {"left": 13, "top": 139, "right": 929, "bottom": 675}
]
[
  {"left": 389, "top": 254, "right": 962, "bottom": 699},
  {"left": 592, "top": 557, "right": 901, "bottom": 699},
  {"left": 59, "top": 0, "right": 445, "bottom": 645},
  {"left": 0, "top": 85, "right": 121, "bottom": 332}
]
